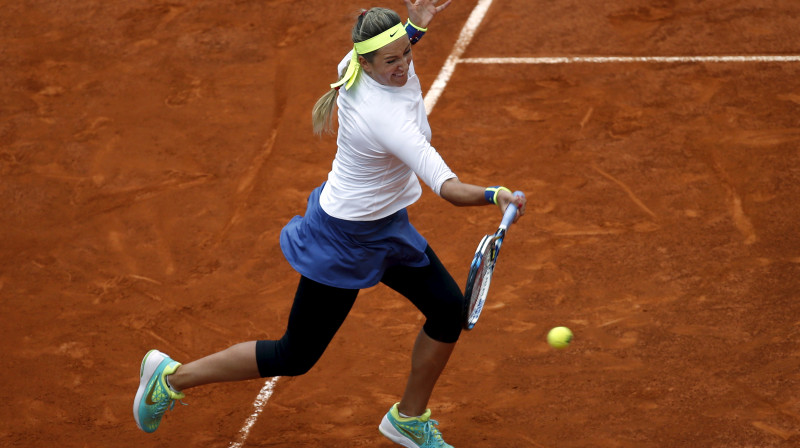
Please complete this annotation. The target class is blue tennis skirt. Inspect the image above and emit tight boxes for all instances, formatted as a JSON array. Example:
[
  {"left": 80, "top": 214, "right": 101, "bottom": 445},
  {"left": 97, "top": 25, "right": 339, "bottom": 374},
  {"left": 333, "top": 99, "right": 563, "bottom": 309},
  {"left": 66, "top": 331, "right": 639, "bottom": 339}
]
[{"left": 280, "top": 183, "right": 430, "bottom": 289}]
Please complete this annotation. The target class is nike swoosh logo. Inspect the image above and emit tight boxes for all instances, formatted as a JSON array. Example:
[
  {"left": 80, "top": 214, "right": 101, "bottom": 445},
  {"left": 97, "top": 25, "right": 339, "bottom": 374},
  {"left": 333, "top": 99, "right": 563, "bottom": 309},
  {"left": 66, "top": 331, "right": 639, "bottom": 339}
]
[
  {"left": 390, "top": 30, "right": 398, "bottom": 37},
  {"left": 145, "top": 381, "right": 159, "bottom": 405},
  {"left": 396, "top": 425, "right": 425, "bottom": 444}
]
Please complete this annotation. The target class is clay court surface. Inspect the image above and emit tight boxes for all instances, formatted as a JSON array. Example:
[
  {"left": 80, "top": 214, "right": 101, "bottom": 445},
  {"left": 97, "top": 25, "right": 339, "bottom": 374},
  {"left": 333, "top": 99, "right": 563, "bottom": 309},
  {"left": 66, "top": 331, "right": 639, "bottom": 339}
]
[{"left": 2, "top": 0, "right": 800, "bottom": 446}]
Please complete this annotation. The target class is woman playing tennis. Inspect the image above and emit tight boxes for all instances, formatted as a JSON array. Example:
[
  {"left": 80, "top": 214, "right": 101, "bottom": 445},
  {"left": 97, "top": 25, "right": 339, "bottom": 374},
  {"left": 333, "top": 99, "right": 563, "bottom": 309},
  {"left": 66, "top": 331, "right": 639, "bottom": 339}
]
[{"left": 133, "top": 1, "right": 526, "bottom": 446}]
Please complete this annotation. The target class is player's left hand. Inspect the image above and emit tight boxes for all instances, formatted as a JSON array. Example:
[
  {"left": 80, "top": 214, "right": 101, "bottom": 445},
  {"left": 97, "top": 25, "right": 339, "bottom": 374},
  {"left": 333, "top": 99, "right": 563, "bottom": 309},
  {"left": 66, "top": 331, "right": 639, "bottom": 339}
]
[{"left": 404, "top": 0, "right": 452, "bottom": 29}]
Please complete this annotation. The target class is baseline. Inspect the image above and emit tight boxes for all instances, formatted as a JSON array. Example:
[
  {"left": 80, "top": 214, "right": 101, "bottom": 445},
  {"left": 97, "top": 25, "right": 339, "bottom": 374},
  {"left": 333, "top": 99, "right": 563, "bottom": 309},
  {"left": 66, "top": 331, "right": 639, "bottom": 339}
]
[{"left": 461, "top": 55, "right": 800, "bottom": 64}]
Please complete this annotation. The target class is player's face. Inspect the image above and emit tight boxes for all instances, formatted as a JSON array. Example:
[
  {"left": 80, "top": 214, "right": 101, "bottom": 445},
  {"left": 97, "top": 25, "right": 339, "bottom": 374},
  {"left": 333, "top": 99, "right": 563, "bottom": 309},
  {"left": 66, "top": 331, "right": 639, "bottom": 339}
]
[{"left": 359, "top": 37, "right": 412, "bottom": 87}]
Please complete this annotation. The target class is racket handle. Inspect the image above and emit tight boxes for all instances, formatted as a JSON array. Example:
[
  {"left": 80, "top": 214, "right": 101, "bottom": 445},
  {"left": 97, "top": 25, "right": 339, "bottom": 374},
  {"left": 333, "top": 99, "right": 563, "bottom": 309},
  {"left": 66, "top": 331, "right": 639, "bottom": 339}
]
[{"left": 499, "top": 191, "right": 525, "bottom": 229}]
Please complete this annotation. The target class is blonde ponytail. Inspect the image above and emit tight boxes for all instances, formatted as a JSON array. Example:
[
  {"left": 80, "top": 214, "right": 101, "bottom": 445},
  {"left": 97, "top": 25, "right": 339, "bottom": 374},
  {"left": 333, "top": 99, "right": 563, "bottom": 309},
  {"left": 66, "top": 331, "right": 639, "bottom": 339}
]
[{"left": 312, "top": 88, "right": 339, "bottom": 136}]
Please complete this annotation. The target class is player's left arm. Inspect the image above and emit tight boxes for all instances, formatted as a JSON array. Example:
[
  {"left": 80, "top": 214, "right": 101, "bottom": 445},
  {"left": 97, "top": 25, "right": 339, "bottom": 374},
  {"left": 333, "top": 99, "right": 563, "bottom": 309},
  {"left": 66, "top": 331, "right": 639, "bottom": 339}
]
[{"left": 404, "top": 0, "right": 452, "bottom": 29}]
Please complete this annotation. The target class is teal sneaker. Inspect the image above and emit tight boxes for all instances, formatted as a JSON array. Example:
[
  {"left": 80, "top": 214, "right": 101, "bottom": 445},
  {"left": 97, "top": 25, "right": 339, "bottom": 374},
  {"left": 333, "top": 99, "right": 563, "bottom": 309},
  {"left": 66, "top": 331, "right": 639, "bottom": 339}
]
[
  {"left": 133, "top": 350, "right": 185, "bottom": 433},
  {"left": 378, "top": 403, "right": 454, "bottom": 448}
]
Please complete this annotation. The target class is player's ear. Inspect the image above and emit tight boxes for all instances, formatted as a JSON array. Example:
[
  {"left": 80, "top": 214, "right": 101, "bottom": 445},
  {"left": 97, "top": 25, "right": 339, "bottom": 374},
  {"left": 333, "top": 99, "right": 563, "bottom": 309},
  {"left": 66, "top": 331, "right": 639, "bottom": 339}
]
[{"left": 358, "top": 55, "right": 372, "bottom": 76}]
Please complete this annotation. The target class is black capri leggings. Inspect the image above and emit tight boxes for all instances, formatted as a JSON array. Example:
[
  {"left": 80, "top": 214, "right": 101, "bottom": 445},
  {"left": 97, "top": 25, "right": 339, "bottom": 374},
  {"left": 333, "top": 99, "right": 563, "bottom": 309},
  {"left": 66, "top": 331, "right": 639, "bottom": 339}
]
[{"left": 255, "top": 245, "right": 464, "bottom": 377}]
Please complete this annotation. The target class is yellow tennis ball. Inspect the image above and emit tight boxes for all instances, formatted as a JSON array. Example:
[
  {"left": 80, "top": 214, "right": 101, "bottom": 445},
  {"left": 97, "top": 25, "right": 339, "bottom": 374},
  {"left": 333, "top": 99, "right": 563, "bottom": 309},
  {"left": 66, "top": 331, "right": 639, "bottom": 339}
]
[{"left": 547, "top": 326, "right": 573, "bottom": 349}]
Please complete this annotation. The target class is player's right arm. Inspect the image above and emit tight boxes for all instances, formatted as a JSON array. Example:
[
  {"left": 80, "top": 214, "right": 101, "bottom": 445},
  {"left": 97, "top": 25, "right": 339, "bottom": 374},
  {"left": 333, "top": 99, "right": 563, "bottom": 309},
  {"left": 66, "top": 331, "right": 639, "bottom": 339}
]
[
  {"left": 440, "top": 179, "right": 526, "bottom": 221},
  {"left": 439, "top": 179, "right": 489, "bottom": 207}
]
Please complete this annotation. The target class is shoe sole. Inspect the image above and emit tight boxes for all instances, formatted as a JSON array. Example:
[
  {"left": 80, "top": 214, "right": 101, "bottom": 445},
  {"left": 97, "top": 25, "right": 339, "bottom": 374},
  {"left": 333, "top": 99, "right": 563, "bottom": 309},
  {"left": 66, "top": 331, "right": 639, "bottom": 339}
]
[
  {"left": 378, "top": 414, "right": 418, "bottom": 448},
  {"left": 133, "top": 349, "right": 166, "bottom": 431}
]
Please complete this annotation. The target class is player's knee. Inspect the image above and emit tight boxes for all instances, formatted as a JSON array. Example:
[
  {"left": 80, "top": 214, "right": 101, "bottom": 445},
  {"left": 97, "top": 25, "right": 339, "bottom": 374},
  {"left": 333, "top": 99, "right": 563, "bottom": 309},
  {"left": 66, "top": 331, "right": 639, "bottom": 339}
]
[
  {"left": 281, "top": 356, "right": 317, "bottom": 376},
  {"left": 423, "top": 296, "right": 464, "bottom": 343},
  {"left": 256, "top": 339, "right": 322, "bottom": 377}
]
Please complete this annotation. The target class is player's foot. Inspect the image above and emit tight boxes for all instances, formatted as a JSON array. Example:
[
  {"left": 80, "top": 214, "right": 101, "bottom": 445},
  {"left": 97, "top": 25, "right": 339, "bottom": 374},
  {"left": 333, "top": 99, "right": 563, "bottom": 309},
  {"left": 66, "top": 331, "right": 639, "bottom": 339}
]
[
  {"left": 378, "top": 402, "right": 454, "bottom": 448},
  {"left": 133, "top": 349, "right": 185, "bottom": 433}
]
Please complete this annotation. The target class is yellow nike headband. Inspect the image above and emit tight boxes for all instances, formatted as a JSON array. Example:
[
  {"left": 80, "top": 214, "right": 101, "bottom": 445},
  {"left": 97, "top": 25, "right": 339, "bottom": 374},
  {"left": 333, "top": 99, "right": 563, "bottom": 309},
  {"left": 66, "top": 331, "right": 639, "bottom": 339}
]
[{"left": 331, "top": 22, "right": 407, "bottom": 91}]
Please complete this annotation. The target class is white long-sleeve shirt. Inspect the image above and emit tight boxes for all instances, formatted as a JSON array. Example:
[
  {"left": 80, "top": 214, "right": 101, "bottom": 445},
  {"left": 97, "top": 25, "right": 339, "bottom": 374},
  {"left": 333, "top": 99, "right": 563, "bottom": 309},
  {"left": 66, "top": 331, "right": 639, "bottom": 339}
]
[{"left": 319, "top": 51, "right": 457, "bottom": 221}]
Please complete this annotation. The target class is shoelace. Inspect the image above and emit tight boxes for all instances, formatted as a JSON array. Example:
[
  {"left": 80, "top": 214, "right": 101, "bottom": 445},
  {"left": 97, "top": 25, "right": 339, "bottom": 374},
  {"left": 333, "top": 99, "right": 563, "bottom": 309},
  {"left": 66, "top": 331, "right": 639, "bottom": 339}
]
[{"left": 423, "top": 419, "right": 444, "bottom": 441}]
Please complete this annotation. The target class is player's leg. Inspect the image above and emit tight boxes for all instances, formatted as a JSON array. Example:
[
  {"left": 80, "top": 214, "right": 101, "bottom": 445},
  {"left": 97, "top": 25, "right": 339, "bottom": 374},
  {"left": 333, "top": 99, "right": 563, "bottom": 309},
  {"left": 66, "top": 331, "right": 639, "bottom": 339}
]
[
  {"left": 254, "top": 276, "right": 358, "bottom": 377},
  {"left": 381, "top": 245, "right": 463, "bottom": 414},
  {"left": 378, "top": 245, "right": 462, "bottom": 447},
  {"left": 135, "top": 276, "right": 358, "bottom": 433},
  {"left": 169, "top": 276, "right": 359, "bottom": 389},
  {"left": 166, "top": 341, "right": 259, "bottom": 391},
  {"left": 398, "top": 329, "right": 455, "bottom": 414}
]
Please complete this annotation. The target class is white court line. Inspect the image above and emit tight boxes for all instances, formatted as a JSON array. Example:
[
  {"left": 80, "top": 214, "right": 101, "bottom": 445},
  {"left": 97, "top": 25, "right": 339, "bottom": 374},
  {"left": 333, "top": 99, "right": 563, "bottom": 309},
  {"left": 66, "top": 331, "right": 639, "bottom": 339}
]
[
  {"left": 425, "top": 54, "right": 800, "bottom": 112},
  {"left": 461, "top": 55, "right": 800, "bottom": 64},
  {"left": 427, "top": 52, "right": 800, "bottom": 112},
  {"left": 423, "top": 0, "right": 800, "bottom": 114},
  {"left": 229, "top": 377, "right": 280, "bottom": 448},
  {"left": 425, "top": 0, "right": 495, "bottom": 114}
]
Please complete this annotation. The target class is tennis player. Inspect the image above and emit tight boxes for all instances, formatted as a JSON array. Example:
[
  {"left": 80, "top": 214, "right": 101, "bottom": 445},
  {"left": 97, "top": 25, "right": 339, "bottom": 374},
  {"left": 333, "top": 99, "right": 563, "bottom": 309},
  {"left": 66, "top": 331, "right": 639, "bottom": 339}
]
[{"left": 133, "top": 2, "right": 526, "bottom": 447}]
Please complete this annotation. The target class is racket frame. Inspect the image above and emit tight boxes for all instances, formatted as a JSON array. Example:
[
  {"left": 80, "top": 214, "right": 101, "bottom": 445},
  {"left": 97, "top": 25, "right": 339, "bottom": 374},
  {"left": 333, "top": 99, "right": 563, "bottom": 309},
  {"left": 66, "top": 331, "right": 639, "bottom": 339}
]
[{"left": 462, "top": 191, "right": 522, "bottom": 330}]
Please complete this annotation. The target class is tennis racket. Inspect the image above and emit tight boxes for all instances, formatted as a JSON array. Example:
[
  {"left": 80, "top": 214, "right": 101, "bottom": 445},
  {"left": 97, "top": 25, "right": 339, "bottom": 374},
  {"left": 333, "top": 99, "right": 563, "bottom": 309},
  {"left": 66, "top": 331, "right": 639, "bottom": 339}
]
[{"left": 463, "top": 191, "right": 524, "bottom": 330}]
